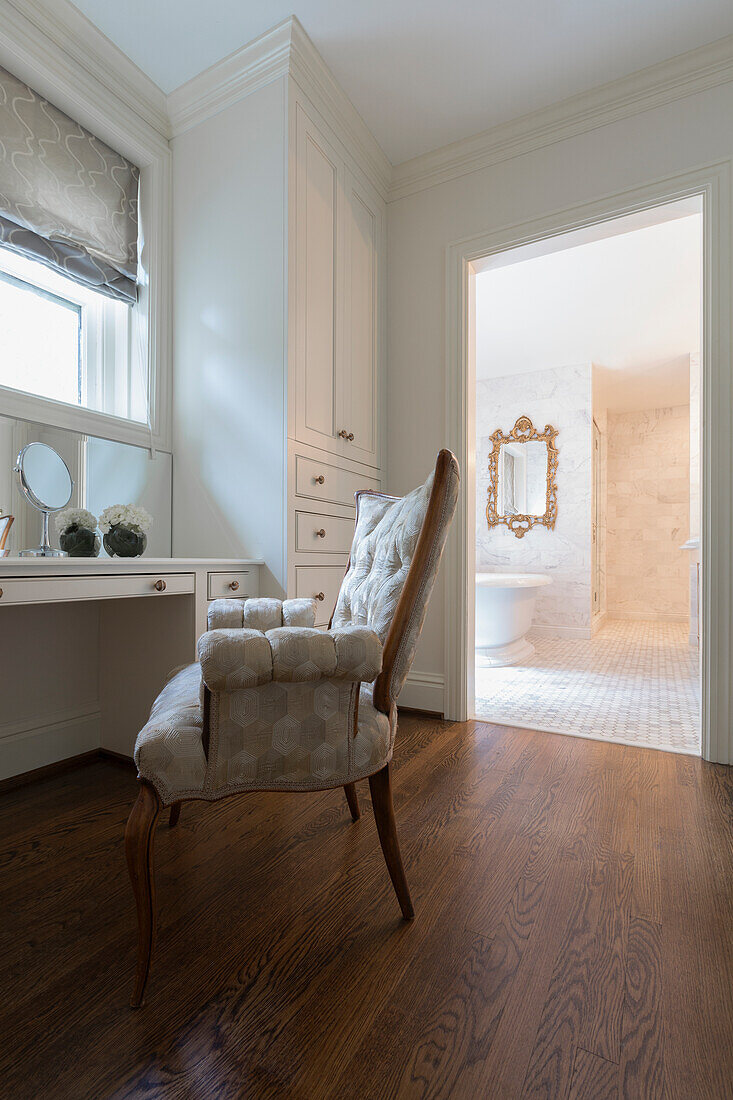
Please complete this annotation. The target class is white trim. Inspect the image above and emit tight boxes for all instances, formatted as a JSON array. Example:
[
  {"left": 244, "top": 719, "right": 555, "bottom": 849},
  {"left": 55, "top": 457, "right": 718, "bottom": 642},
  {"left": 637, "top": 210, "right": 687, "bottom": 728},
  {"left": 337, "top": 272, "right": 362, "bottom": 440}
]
[
  {"left": 1, "top": 0, "right": 169, "bottom": 144},
  {"left": 0, "top": 705, "right": 101, "bottom": 782},
  {"left": 0, "top": 0, "right": 173, "bottom": 451},
  {"left": 167, "top": 16, "right": 391, "bottom": 203},
  {"left": 445, "top": 162, "right": 732, "bottom": 765},
  {"left": 390, "top": 34, "right": 733, "bottom": 201},
  {"left": 398, "top": 670, "right": 445, "bottom": 714},
  {"left": 531, "top": 624, "right": 593, "bottom": 640},
  {"left": 167, "top": 18, "right": 292, "bottom": 138}
]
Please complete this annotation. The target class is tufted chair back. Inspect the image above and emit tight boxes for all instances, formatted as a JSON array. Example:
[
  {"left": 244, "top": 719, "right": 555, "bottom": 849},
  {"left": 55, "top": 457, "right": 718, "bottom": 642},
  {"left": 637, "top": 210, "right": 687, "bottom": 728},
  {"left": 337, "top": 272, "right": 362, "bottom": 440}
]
[{"left": 331, "top": 449, "right": 459, "bottom": 712}]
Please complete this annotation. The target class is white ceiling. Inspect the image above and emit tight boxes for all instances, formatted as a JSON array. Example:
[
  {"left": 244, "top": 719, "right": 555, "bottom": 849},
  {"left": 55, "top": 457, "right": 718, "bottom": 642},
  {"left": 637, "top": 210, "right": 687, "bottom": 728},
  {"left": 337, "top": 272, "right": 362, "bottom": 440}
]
[
  {"left": 68, "top": 1, "right": 733, "bottom": 164},
  {"left": 475, "top": 207, "right": 702, "bottom": 413}
]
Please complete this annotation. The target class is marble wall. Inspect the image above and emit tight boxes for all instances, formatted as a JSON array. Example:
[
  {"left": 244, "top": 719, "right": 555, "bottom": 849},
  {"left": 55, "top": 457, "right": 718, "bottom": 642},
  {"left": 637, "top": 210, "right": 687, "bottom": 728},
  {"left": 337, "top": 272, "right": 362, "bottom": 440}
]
[
  {"left": 476, "top": 363, "right": 593, "bottom": 635},
  {"left": 606, "top": 405, "right": 690, "bottom": 621}
]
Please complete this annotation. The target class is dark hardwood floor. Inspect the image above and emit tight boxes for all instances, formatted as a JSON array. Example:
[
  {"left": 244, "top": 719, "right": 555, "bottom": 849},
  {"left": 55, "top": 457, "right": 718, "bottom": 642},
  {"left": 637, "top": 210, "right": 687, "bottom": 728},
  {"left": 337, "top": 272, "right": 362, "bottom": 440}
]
[{"left": 2, "top": 717, "right": 732, "bottom": 1098}]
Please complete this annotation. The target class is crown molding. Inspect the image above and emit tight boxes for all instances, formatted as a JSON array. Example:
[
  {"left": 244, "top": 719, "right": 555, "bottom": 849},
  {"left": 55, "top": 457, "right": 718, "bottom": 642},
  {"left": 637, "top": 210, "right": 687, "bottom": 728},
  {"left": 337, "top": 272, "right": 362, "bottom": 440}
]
[
  {"left": 167, "top": 18, "right": 292, "bottom": 139},
  {"left": 390, "top": 33, "right": 733, "bottom": 202},
  {"left": 0, "top": 0, "right": 170, "bottom": 151},
  {"left": 287, "top": 17, "right": 392, "bottom": 200},
  {"left": 167, "top": 16, "right": 392, "bottom": 201}
]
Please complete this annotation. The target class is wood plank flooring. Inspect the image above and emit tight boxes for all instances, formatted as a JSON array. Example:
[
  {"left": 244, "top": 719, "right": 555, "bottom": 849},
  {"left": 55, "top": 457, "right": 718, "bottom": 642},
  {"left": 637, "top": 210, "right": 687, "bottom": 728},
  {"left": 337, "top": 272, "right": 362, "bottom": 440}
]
[{"left": 1, "top": 717, "right": 732, "bottom": 1099}]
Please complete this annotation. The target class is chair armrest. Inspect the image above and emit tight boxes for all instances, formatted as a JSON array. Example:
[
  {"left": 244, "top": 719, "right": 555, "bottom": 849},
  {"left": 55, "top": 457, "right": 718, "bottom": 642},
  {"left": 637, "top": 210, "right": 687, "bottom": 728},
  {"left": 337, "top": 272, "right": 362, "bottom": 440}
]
[{"left": 198, "top": 625, "right": 382, "bottom": 691}]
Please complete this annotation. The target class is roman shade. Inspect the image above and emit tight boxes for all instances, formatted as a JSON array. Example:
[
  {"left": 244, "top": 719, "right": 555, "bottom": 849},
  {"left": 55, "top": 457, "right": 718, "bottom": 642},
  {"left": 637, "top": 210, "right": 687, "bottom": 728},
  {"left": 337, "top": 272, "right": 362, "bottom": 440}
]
[{"left": 0, "top": 65, "right": 139, "bottom": 303}]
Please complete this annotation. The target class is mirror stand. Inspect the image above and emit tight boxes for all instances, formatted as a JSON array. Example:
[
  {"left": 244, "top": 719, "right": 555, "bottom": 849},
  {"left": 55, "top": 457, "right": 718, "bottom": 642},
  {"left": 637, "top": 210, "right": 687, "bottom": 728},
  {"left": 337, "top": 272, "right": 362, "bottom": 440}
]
[{"left": 19, "top": 508, "right": 67, "bottom": 558}]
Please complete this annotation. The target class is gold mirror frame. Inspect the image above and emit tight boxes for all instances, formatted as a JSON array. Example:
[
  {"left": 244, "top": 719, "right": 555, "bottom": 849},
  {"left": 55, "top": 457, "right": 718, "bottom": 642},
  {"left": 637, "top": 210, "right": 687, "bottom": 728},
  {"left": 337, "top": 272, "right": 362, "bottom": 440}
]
[{"left": 486, "top": 415, "right": 559, "bottom": 538}]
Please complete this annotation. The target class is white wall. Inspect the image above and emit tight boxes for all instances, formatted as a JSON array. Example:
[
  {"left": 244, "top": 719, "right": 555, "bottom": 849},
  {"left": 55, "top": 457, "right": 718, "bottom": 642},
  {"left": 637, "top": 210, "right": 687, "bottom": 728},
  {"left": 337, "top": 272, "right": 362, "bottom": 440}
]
[
  {"left": 171, "top": 79, "right": 287, "bottom": 594},
  {"left": 476, "top": 364, "right": 592, "bottom": 635},
  {"left": 387, "top": 79, "right": 733, "bottom": 705}
]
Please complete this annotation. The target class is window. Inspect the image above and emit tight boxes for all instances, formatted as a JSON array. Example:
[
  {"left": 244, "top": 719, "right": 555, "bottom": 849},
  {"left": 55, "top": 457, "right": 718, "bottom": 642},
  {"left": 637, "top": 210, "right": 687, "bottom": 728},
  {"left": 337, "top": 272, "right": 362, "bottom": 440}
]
[{"left": 0, "top": 245, "right": 147, "bottom": 426}]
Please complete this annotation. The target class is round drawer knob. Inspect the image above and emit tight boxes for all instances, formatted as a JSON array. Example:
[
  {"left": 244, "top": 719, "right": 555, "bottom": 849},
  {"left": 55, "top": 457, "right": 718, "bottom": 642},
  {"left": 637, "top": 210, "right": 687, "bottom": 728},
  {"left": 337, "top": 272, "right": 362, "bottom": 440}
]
[
  {"left": 154, "top": 579, "right": 166, "bottom": 592},
  {"left": 229, "top": 580, "right": 240, "bottom": 591},
  {"left": 315, "top": 529, "right": 326, "bottom": 538},
  {"left": 314, "top": 475, "right": 325, "bottom": 484},
  {"left": 337, "top": 429, "right": 354, "bottom": 441},
  {"left": 315, "top": 591, "right": 325, "bottom": 601},
  {"left": 0, "top": 587, "right": 3, "bottom": 599}
]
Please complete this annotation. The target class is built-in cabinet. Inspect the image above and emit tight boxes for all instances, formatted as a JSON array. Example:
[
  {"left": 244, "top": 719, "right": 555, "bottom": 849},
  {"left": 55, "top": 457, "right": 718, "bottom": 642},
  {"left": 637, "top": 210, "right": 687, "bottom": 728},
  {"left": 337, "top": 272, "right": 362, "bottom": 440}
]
[{"left": 286, "top": 89, "right": 385, "bottom": 620}]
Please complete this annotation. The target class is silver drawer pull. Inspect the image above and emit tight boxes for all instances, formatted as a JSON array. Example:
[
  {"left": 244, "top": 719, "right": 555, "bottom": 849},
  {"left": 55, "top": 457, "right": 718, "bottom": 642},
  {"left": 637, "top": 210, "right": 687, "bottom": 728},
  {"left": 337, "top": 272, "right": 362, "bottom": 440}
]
[
  {"left": 229, "top": 580, "right": 240, "bottom": 591},
  {"left": 315, "top": 529, "right": 326, "bottom": 538},
  {"left": 315, "top": 591, "right": 325, "bottom": 601},
  {"left": 154, "top": 579, "right": 166, "bottom": 592},
  {"left": 314, "top": 475, "right": 325, "bottom": 484}
]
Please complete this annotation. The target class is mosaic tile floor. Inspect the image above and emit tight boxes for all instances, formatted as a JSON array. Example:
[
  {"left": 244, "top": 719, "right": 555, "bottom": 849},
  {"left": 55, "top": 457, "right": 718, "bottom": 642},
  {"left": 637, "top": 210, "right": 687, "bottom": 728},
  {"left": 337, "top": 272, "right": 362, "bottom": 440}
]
[{"left": 475, "top": 619, "right": 700, "bottom": 754}]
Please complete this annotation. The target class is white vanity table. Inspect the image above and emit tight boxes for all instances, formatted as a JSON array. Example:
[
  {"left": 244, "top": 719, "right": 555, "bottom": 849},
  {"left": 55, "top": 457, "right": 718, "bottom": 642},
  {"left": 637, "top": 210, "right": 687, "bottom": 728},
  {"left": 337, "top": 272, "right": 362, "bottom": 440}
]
[{"left": 0, "top": 557, "right": 262, "bottom": 783}]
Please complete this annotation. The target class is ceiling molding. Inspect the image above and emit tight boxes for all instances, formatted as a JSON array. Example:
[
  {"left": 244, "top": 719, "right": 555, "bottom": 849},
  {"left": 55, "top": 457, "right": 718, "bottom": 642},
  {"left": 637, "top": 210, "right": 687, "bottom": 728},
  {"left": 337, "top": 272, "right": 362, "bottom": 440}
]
[
  {"left": 1, "top": 0, "right": 170, "bottom": 150},
  {"left": 390, "top": 33, "right": 733, "bottom": 202},
  {"left": 287, "top": 17, "right": 392, "bottom": 200},
  {"left": 167, "top": 16, "right": 392, "bottom": 200},
  {"left": 167, "top": 18, "right": 292, "bottom": 139}
]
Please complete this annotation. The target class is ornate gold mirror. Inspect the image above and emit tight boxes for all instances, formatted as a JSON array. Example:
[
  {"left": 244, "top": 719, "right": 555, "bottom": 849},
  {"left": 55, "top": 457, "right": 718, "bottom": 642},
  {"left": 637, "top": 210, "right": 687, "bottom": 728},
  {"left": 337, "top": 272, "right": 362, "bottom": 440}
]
[{"left": 486, "top": 415, "right": 559, "bottom": 538}]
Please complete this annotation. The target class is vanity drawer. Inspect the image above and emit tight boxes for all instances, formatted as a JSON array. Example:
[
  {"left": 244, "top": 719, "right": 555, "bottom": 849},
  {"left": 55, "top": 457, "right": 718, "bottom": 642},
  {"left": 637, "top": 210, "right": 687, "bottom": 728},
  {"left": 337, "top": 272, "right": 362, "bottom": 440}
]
[
  {"left": 294, "top": 565, "right": 346, "bottom": 626},
  {"left": 295, "top": 511, "right": 354, "bottom": 554},
  {"left": 0, "top": 572, "right": 195, "bottom": 606},
  {"left": 295, "top": 454, "right": 380, "bottom": 508},
  {"left": 207, "top": 570, "right": 257, "bottom": 600}
]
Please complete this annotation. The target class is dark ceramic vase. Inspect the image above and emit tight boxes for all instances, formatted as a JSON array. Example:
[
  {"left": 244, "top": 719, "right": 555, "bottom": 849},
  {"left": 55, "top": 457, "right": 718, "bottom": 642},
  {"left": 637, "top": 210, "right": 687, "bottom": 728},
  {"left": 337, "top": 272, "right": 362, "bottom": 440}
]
[
  {"left": 59, "top": 525, "right": 101, "bottom": 558},
  {"left": 103, "top": 524, "right": 147, "bottom": 558}
]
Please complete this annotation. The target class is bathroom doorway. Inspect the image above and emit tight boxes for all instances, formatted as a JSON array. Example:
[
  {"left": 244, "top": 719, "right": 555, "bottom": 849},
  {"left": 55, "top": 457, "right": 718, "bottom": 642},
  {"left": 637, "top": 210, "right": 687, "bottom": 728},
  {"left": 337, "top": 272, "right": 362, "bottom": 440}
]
[{"left": 470, "top": 196, "right": 702, "bottom": 754}]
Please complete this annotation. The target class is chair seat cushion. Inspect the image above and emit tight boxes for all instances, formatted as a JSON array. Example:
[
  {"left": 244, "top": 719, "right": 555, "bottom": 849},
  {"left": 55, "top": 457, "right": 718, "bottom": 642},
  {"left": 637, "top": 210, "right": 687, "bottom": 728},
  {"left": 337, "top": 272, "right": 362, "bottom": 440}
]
[
  {"left": 134, "top": 664, "right": 393, "bottom": 804},
  {"left": 198, "top": 625, "right": 382, "bottom": 691}
]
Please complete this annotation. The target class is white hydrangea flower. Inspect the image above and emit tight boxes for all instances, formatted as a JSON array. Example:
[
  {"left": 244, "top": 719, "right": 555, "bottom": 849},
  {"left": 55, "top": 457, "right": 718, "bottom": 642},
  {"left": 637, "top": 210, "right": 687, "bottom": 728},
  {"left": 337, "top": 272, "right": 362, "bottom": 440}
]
[
  {"left": 54, "top": 507, "right": 98, "bottom": 535},
  {"left": 98, "top": 504, "right": 153, "bottom": 534}
]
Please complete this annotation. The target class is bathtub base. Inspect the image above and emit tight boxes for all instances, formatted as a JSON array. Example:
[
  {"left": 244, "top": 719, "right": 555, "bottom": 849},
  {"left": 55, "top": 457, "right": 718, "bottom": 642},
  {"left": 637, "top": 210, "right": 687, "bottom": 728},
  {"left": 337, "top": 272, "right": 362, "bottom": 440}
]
[{"left": 476, "top": 638, "right": 536, "bottom": 668}]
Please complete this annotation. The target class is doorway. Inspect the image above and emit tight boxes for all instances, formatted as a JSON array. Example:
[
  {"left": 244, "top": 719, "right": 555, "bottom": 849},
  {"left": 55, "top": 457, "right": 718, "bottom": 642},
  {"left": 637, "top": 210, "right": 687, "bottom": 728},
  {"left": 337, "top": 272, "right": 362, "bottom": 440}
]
[{"left": 449, "top": 188, "right": 713, "bottom": 755}]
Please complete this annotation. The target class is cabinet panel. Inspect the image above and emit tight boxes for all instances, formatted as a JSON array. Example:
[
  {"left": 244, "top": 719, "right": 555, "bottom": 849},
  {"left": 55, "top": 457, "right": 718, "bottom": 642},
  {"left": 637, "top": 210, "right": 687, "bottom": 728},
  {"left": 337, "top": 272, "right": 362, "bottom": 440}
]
[
  {"left": 342, "top": 172, "right": 380, "bottom": 467},
  {"left": 295, "top": 510, "right": 354, "bottom": 555},
  {"left": 295, "top": 452, "right": 380, "bottom": 508},
  {"left": 294, "top": 105, "right": 340, "bottom": 452}
]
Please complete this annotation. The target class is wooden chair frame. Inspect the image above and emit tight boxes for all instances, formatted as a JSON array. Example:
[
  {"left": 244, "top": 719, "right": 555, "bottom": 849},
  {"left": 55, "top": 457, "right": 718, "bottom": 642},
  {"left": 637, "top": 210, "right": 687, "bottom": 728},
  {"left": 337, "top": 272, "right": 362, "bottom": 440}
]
[{"left": 125, "top": 449, "right": 458, "bottom": 1006}]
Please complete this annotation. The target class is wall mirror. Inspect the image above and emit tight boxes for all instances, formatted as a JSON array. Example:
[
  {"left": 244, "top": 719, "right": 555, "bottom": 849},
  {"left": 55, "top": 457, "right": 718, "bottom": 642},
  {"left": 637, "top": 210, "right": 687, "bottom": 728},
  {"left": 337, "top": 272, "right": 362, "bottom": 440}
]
[
  {"left": 486, "top": 415, "right": 559, "bottom": 538},
  {"left": 14, "top": 442, "right": 73, "bottom": 556}
]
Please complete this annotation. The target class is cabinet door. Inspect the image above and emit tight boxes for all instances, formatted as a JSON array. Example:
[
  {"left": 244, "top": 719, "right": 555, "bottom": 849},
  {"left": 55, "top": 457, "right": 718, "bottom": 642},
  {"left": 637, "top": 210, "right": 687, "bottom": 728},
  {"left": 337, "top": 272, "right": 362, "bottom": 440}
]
[
  {"left": 340, "top": 169, "right": 381, "bottom": 468},
  {"left": 294, "top": 104, "right": 342, "bottom": 453}
]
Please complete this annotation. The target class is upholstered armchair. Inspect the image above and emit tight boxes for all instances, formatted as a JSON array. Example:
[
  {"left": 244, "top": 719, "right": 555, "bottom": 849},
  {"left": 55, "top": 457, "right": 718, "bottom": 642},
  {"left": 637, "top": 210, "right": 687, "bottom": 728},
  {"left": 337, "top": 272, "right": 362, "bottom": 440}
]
[{"left": 125, "top": 449, "right": 459, "bottom": 1006}]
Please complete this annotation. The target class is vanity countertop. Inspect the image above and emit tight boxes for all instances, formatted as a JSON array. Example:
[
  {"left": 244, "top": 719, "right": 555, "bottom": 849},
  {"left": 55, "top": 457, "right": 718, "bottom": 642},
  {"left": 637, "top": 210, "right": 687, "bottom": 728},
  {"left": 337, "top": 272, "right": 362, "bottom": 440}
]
[{"left": 0, "top": 556, "right": 265, "bottom": 575}]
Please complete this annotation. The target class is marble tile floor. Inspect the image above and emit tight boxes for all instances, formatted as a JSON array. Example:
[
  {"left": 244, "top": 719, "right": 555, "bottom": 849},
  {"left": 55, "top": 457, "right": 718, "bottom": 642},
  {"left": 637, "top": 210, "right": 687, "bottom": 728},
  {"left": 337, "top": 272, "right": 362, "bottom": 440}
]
[{"left": 474, "top": 619, "right": 700, "bottom": 754}]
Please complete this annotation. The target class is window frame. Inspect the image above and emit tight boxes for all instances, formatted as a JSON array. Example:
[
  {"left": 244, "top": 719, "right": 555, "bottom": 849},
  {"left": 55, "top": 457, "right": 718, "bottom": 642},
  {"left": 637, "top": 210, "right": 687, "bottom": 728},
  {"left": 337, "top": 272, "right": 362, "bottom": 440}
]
[{"left": 0, "top": 102, "right": 171, "bottom": 451}]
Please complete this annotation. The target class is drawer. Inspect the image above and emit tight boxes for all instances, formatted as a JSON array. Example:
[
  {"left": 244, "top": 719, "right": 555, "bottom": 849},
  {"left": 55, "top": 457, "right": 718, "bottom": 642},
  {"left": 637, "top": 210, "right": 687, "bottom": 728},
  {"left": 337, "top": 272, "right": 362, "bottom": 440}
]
[
  {"left": 295, "top": 511, "right": 354, "bottom": 555},
  {"left": 295, "top": 564, "right": 346, "bottom": 626},
  {"left": 0, "top": 571, "right": 195, "bottom": 606},
  {"left": 295, "top": 454, "right": 380, "bottom": 508},
  {"left": 207, "top": 570, "right": 258, "bottom": 600}
]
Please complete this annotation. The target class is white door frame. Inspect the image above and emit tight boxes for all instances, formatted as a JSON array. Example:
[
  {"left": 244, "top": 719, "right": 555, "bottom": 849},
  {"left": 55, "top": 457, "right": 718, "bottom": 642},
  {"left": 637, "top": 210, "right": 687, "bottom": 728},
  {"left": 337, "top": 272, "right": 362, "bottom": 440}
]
[{"left": 444, "top": 160, "right": 732, "bottom": 765}]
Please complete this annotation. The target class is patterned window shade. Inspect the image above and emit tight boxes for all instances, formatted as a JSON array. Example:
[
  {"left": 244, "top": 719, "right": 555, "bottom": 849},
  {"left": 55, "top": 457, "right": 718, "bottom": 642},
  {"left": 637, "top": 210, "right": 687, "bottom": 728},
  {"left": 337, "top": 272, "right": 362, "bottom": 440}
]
[{"left": 0, "top": 66, "right": 139, "bottom": 303}]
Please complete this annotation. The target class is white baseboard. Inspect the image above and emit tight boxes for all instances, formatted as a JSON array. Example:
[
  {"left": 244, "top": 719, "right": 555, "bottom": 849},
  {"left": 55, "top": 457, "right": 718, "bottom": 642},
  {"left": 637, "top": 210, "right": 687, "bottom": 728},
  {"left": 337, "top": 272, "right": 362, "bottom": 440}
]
[
  {"left": 398, "top": 670, "right": 445, "bottom": 714},
  {"left": 0, "top": 705, "right": 101, "bottom": 782},
  {"left": 531, "top": 623, "right": 592, "bottom": 640},
  {"left": 608, "top": 611, "right": 689, "bottom": 623}
]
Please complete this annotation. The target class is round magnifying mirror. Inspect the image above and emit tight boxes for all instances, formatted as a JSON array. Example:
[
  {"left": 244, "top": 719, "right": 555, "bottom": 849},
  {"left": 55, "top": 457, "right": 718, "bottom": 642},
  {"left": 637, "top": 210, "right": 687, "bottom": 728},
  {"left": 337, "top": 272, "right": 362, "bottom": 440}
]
[{"left": 14, "top": 443, "right": 74, "bottom": 557}]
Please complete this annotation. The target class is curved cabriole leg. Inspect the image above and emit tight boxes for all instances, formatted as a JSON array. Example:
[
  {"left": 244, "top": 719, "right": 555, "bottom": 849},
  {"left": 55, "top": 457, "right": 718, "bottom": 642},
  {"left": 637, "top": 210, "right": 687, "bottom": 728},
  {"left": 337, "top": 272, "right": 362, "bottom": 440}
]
[
  {"left": 168, "top": 802, "right": 181, "bottom": 828},
  {"left": 368, "top": 764, "right": 414, "bottom": 920},
  {"left": 125, "top": 781, "right": 161, "bottom": 1008},
  {"left": 344, "top": 783, "right": 360, "bottom": 822}
]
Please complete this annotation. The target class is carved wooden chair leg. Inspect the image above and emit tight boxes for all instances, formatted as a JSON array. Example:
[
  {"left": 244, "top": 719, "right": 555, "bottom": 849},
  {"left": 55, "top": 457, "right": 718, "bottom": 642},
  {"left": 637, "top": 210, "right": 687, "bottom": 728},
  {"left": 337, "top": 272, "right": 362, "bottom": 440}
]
[
  {"left": 368, "top": 764, "right": 414, "bottom": 920},
  {"left": 168, "top": 802, "right": 181, "bottom": 828},
  {"left": 125, "top": 781, "right": 161, "bottom": 1008},
  {"left": 344, "top": 782, "right": 360, "bottom": 822}
]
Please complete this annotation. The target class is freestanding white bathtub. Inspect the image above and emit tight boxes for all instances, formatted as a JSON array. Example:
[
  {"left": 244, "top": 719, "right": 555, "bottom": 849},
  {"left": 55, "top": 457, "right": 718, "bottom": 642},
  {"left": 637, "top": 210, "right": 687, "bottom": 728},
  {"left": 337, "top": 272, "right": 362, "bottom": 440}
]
[{"left": 475, "top": 573, "right": 552, "bottom": 667}]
